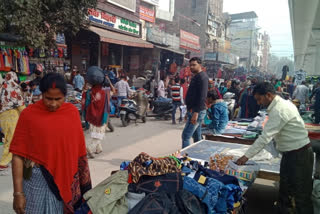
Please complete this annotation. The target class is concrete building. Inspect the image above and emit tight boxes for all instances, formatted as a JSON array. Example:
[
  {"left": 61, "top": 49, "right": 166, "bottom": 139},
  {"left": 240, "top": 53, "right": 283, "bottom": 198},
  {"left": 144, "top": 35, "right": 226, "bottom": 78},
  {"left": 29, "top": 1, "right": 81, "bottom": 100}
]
[
  {"left": 288, "top": 0, "right": 320, "bottom": 76},
  {"left": 261, "top": 32, "right": 271, "bottom": 73},
  {"left": 228, "top": 11, "right": 259, "bottom": 72}
]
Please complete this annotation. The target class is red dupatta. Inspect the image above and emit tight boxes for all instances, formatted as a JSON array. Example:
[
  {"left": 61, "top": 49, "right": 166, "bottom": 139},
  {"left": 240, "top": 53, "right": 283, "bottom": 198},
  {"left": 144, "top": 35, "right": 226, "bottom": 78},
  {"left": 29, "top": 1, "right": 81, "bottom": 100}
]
[{"left": 10, "top": 100, "right": 88, "bottom": 211}]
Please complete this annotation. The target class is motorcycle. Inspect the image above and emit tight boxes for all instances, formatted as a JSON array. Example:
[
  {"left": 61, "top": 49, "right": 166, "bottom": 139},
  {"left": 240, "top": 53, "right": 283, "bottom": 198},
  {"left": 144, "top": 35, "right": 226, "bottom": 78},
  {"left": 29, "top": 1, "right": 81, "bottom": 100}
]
[
  {"left": 146, "top": 97, "right": 173, "bottom": 120},
  {"left": 223, "top": 92, "right": 236, "bottom": 119},
  {"left": 119, "top": 91, "right": 148, "bottom": 127}
]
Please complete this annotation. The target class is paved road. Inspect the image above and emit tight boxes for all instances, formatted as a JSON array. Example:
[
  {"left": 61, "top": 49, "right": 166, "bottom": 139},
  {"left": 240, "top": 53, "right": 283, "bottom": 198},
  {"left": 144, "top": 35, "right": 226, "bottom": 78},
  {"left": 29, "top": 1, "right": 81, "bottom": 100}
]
[{"left": 0, "top": 117, "right": 277, "bottom": 214}]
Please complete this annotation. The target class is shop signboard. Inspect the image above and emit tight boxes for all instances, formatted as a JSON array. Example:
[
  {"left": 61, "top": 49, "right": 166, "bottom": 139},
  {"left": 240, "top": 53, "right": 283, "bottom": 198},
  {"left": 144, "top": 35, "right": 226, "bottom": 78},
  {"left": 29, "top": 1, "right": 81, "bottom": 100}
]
[
  {"left": 218, "top": 52, "right": 239, "bottom": 65},
  {"left": 180, "top": 30, "right": 201, "bottom": 52},
  {"left": 88, "top": 9, "right": 140, "bottom": 36},
  {"left": 107, "top": 0, "right": 136, "bottom": 12},
  {"left": 204, "top": 52, "right": 217, "bottom": 61},
  {"left": 146, "top": 25, "right": 168, "bottom": 46},
  {"left": 141, "top": 0, "right": 159, "bottom": 6},
  {"left": 140, "top": 6, "right": 155, "bottom": 23}
]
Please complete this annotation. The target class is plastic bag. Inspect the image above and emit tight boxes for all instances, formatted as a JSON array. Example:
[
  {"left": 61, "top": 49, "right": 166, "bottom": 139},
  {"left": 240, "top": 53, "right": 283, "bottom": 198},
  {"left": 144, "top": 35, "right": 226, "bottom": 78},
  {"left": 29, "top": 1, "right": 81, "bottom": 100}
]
[{"left": 180, "top": 105, "right": 187, "bottom": 118}]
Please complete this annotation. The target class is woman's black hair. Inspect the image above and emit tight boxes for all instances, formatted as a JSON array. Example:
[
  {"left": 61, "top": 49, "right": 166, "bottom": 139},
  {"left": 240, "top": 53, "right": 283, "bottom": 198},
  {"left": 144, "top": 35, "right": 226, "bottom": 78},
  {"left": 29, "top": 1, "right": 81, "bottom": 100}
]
[
  {"left": 207, "top": 90, "right": 220, "bottom": 100},
  {"left": 40, "top": 73, "right": 67, "bottom": 96}
]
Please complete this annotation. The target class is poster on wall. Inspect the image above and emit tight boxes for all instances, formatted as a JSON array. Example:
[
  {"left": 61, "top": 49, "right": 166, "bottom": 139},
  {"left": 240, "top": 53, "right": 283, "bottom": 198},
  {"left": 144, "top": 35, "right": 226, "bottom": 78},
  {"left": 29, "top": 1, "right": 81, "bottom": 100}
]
[
  {"left": 294, "top": 69, "right": 306, "bottom": 86},
  {"left": 107, "top": 0, "right": 136, "bottom": 12}
]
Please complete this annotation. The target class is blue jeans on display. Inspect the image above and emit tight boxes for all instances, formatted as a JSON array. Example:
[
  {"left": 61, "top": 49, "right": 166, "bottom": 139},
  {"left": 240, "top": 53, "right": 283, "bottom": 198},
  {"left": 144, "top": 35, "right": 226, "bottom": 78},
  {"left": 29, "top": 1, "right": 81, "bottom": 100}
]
[
  {"left": 172, "top": 101, "right": 182, "bottom": 123},
  {"left": 117, "top": 96, "right": 127, "bottom": 116},
  {"left": 182, "top": 110, "right": 206, "bottom": 148}
]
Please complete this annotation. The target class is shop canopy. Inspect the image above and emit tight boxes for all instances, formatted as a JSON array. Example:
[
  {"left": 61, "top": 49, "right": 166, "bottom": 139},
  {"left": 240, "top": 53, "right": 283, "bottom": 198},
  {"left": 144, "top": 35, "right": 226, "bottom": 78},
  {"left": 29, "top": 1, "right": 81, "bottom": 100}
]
[
  {"left": 89, "top": 26, "right": 153, "bottom": 48},
  {"left": 154, "top": 45, "right": 185, "bottom": 55}
]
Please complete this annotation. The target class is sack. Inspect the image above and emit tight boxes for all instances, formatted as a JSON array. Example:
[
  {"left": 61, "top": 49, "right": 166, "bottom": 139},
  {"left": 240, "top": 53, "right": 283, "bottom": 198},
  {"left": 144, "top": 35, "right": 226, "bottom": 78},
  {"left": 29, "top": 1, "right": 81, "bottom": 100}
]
[{"left": 86, "top": 66, "right": 105, "bottom": 86}]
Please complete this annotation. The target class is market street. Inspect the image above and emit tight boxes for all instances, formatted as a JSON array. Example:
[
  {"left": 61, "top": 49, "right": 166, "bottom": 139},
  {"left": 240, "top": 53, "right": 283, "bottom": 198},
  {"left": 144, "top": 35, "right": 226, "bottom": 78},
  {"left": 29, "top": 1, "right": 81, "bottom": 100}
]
[{"left": 0, "top": 117, "right": 277, "bottom": 214}]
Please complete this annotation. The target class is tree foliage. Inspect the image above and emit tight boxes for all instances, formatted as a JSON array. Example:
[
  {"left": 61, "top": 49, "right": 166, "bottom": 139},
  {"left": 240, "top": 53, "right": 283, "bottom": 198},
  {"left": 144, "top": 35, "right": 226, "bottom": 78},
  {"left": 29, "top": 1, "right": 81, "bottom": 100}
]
[{"left": 0, "top": 0, "right": 97, "bottom": 48}]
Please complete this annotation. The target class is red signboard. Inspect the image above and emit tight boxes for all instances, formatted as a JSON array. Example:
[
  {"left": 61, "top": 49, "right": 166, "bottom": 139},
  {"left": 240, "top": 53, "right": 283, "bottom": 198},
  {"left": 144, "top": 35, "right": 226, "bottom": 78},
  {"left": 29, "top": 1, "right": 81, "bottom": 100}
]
[
  {"left": 139, "top": 6, "right": 155, "bottom": 23},
  {"left": 180, "top": 30, "right": 201, "bottom": 52}
]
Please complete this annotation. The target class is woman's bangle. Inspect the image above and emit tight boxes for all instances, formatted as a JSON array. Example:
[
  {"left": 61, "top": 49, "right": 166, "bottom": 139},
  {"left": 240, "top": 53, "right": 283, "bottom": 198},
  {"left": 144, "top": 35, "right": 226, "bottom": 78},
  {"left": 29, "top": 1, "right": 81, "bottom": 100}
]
[{"left": 13, "top": 192, "right": 25, "bottom": 197}]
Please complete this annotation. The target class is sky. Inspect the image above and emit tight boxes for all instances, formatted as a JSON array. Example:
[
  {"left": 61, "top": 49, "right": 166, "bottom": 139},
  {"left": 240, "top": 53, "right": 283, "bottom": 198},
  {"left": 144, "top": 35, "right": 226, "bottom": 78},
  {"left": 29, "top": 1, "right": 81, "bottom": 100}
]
[
  {"left": 158, "top": 0, "right": 294, "bottom": 58},
  {"left": 224, "top": 0, "right": 294, "bottom": 58}
]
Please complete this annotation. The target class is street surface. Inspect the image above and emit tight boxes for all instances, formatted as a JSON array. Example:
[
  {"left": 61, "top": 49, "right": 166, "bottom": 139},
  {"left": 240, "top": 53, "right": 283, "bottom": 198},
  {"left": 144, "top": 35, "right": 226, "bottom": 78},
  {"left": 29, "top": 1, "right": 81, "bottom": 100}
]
[{"left": 0, "top": 117, "right": 277, "bottom": 214}]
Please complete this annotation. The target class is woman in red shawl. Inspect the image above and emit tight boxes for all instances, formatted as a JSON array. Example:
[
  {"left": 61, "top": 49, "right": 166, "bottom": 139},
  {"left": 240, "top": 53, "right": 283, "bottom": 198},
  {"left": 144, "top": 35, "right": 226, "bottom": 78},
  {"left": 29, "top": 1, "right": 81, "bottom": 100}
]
[{"left": 10, "top": 73, "right": 91, "bottom": 214}]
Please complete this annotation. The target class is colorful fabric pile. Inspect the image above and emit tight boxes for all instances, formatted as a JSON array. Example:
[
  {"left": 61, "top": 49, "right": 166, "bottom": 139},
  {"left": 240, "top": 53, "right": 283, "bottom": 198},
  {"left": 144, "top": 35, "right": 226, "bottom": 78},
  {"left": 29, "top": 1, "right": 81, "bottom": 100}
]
[{"left": 76, "top": 152, "right": 244, "bottom": 214}]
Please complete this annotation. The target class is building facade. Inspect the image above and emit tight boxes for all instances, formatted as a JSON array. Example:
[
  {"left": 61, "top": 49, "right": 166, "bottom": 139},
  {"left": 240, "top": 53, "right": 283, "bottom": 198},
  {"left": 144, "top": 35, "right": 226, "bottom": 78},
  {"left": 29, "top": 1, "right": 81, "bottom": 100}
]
[{"left": 228, "top": 11, "right": 259, "bottom": 72}]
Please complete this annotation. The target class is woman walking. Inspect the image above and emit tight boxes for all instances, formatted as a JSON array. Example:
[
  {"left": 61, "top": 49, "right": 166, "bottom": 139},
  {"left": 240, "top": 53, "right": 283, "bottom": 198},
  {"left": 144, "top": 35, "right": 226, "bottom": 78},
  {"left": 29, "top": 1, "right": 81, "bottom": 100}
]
[
  {"left": 0, "top": 72, "right": 25, "bottom": 173},
  {"left": 10, "top": 73, "right": 91, "bottom": 214},
  {"left": 82, "top": 75, "right": 110, "bottom": 158}
]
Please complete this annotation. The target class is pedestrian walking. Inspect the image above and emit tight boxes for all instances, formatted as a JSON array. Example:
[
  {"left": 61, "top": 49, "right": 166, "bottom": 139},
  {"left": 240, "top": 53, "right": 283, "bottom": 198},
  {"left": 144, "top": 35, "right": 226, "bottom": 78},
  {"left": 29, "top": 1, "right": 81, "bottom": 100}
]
[
  {"left": 157, "top": 76, "right": 166, "bottom": 98},
  {"left": 82, "top": 78, "right": 110, "bottom": 158},
  {"left": 0, "top": 72, "right": 25, "bottom": 173},
  {"left": 293, "top": 81, "right": 309, "bottom": 106},
  {"left": 10, "top": 73, "right": 91, "bottom": 214},
  {"left": 182, "top": 57, "right": 208, "bottom": 148},
  {"left": 73, "top": 70, "right": 85, "bottom": 92},
  {"left": 310, "top": 82, "right": 320, "bottom": 124},
  {"left": 114, "top": 75, "right": 131, "bottom": 117},
  {"left": 171, "top": 77, "right": 184, "bottom": 124},
  {"left": 236, "top": 82, "right": 314, "bottom": 214}
]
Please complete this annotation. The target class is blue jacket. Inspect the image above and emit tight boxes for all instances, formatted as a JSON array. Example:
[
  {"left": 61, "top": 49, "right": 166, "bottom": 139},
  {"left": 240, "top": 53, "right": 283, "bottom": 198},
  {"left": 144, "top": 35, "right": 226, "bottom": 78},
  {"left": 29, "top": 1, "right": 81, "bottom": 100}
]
[{"left": 208, "top": 101, "right": 229, "bottom": 134}]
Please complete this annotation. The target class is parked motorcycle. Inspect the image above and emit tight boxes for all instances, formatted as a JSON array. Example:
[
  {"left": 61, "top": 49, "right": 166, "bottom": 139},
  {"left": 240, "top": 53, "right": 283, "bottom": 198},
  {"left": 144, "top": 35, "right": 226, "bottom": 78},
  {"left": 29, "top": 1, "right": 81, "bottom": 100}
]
[
  {"left": 146, "top": 97, "right": 173, "bottom": 120},
  {"left": 119, "top": 90, "right": 148, "bottom": 127}
]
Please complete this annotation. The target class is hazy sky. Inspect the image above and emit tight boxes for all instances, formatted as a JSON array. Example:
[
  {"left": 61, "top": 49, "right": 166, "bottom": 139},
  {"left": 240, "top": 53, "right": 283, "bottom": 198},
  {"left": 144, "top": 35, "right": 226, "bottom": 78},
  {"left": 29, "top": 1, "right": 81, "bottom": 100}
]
[
  {"left": 224, "top": 0, "right": 294, "bottom": 58},
  {"left": 158, "top": 0, "right": 293, "bottom": 58}
]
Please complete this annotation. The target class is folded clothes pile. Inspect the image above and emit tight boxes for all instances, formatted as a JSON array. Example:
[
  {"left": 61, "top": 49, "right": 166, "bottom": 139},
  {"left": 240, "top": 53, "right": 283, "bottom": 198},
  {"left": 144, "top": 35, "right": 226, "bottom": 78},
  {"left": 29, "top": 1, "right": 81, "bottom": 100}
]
[{"left": 76, "top": 152, "right": 244, "bottom": 214}]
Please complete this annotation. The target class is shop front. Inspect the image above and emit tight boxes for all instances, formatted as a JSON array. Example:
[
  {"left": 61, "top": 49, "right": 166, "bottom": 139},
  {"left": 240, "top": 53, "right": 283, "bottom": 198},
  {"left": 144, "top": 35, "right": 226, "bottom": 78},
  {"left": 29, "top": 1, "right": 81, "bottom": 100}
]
[{"left": 70, "top": 8, "right": 154, "bottom": 77}]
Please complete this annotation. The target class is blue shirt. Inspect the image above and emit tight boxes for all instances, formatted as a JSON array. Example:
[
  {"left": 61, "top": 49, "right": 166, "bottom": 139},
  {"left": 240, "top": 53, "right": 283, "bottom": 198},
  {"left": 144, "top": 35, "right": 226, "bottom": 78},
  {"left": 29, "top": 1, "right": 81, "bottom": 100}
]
[
  {"left": 208, "top": 101, "right": 229, "bottom": 134},
  {"left": 73, "top": 74, "right": 85, "bottom": 90}
]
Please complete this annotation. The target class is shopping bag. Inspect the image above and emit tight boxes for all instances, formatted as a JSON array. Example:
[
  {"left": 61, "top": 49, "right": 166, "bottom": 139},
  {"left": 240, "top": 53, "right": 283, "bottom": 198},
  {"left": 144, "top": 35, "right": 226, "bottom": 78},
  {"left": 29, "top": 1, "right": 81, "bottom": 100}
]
[{"left": 180, "top": 105, "right": 187, "bottom": 118}]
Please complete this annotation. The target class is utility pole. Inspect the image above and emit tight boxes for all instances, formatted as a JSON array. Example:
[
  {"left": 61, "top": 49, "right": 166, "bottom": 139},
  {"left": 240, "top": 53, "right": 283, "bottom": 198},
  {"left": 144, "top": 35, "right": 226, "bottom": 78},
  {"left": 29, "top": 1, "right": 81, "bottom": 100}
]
[{"left": 248, "top": 28, "right": 253, "bottom": 73}]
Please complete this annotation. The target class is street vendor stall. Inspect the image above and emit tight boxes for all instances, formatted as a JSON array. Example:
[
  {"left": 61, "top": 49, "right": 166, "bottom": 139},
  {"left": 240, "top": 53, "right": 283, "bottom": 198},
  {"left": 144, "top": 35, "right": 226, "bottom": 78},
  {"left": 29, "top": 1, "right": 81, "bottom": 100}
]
[{"left": 181, "top": 140, "right": 280, "bottom": 182}]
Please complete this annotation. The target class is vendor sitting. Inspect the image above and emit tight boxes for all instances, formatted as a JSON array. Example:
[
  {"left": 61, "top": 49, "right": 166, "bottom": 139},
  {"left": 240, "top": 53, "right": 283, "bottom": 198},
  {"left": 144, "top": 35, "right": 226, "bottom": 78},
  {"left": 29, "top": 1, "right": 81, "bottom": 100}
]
[{"left": 205, "top": 90, "right": 229, "bottom": 134}]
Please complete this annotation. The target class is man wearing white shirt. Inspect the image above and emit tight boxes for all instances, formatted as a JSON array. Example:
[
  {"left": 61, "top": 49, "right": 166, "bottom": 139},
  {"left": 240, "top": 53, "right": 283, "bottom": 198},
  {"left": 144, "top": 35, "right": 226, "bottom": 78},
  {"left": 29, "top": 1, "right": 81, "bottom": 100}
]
[
  {"left": 236, "top": 82, "right": 313, "bottom": 214},
  {"left": 115, "top": 76, "right": 131, "bottom": 117}
]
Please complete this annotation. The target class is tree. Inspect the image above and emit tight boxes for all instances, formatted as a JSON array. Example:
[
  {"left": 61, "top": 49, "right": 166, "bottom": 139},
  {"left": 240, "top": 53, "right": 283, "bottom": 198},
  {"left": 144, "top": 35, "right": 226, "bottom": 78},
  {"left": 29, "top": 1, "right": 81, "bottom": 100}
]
[{"left": 0, "top": 0, "right": 97, "bottom": 48}]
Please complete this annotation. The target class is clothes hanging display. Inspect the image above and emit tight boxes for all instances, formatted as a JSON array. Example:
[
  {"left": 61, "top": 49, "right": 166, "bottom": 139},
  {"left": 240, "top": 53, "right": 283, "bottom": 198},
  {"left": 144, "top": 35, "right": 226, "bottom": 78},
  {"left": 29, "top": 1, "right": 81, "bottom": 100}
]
[{"left": 0, "top": 46, "right": 30, "bottom": 75}]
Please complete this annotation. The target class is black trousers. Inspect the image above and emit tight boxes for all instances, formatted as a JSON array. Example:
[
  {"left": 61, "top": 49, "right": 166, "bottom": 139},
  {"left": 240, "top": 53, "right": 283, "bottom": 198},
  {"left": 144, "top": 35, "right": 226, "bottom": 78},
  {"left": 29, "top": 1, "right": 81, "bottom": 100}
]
[{"left": 277, "top": 146, "right": 314, "bottom": 214}]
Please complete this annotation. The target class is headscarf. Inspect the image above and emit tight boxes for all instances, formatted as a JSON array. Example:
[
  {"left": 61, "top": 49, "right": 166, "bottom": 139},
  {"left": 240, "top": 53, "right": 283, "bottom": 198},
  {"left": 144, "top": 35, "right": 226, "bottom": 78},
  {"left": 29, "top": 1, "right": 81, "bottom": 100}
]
[
  {"left": 0, "top": 71, "right": 24, "bottom": 113},
  {"left": 82, "top": 85, "right": 109, "bottom": 127},
  {"left": 10, "top": 100, "right": 90, "bottom": 212}
]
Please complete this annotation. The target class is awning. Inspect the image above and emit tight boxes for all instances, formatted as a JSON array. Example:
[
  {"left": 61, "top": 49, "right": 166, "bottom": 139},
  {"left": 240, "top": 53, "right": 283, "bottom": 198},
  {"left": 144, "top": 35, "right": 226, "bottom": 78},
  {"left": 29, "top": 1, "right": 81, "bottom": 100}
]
[
  {"left": 154, "top": 45, "right": 185, "bottom": 55},
  {"left": 89, "top": 26, "right": 153, "bottom": 48}
]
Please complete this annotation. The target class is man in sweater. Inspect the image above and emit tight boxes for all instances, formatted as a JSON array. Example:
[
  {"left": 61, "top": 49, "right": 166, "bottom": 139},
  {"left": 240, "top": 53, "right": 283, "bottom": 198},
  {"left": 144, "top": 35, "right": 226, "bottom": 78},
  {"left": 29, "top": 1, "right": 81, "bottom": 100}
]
[
  {"left": 182, "top": 57, "right": 209, "bottom": 148},
  {"left": 236, "top": 82, "right": 313, "bottom": 214},
  {"left": 171, "top": 77, "right": 184, "bottom": 124}
]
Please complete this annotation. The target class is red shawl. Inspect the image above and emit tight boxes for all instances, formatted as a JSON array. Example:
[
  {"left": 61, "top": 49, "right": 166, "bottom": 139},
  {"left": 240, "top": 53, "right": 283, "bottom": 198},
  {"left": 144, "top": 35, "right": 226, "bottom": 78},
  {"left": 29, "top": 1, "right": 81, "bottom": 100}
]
[
  {"left": 10, "top": 100, "right": 88, "bottom": 209},
  {"left": 82, "top": 85, "right": 107, "bottom": 127}
]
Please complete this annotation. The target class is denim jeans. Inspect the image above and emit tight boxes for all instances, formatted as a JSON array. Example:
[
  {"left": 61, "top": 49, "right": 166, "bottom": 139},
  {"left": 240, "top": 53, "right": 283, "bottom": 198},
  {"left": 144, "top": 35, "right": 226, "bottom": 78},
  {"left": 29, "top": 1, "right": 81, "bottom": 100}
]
[
  {"left": 172, "top": 101, "right": 182, "bottom": 123},
  {"left": 117, "top": 96, "right": 127, "bottom": 116},
  {"left": 182, "top": 110, "right": 206, "bottom": 148}
]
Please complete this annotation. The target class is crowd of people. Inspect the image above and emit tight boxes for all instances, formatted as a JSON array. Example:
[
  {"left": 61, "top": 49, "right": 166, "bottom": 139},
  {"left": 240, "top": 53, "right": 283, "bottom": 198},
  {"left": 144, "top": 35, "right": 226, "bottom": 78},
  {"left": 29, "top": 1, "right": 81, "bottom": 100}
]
[{"left": 0, "top": 55, "right": 319, "bottom": 213}]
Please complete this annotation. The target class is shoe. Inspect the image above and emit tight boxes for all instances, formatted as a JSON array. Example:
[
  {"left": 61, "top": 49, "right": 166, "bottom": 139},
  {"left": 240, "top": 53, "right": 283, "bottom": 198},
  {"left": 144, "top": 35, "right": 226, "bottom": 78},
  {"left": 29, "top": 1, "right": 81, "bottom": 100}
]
[
  {"left": 172, "top": 121, "right": 176, "bottom": 125},
  {"left": 0, "top": 165, "right": 9, "bottom": 171}
]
